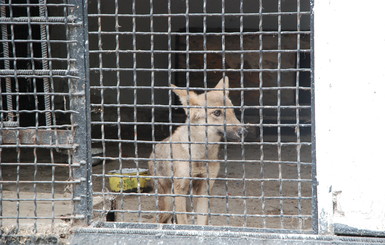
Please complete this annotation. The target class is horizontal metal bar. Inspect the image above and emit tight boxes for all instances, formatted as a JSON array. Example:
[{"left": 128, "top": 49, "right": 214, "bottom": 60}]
[
  {"left": 94, "top": 209, "right": 312, "bottom": 219},
  {"left": 0, "top": 124, "right": 77, "bottom": 130},
  {"left": 91, "top": 156, "right": 312, "bottom": 165},
  {"left": 91, "top": 99, "right": 309, "bottom": 106},
  {"left": 90, "top": 121, "right": 311, "bottom": 128},
  {"left": 0, "top": 92, "right": 75, "bottom": 96},
  {"left": 90, "top": 86, "right": 312, "bottom": 91},
  {"left": 0, "top": 39, "right": 76, "bottom": 44},
  {"left": 1, "top": 197, "right": 81, "bottom": 201},
  {"left": 90, "top": 119, "right": 310, "bottom": 126},
  {"left": 88, "top": 11, "right": 311, "bottom": 18},
  {"left": 0, "top": 162, "right": 81, "bottom": 167},
  {"left": 0, "top": 75, "right": 79, "bottom": 79},
  {"left": 0, "top": 144, "right": 77, "bottom": 149},
  {"left": 0, "top": 69, "right": 78, "bottom": 76},
  {"left": 334, "top": 223, "right": 385, "bottom": 237},
  {"left": 90, "top": 103, "right": 312, "bottom": 110},
  {"left": 90, "top": 138, "right": 311, "bottom": 145},
  {"left": 0, "top": 21, "right": 78, "bottom": 25},
  {"left": 93, "top": 192, "right": 312, "bottom": 201},
  {"left": 0, "top": 3, "right": 75, "bottom": 7},
  {"left": 0, "top": 180, "right": 83, "bottom": 184},
  {"left": 0, "top": 215, "right": 85, "bottom": 220},
  {"left": 89, "top": 67, "right": 311, "bottom": 72},
  {"left": 0, "top": 109, "right": 78, "bottom": 114},
  {"left": 0, "top": 16, "right": 77, "bottom": 24},
  {"left": 93, "top": 174, "right": 312, "bottom": 183},
  {"left": 89, "top": 49, "right": 311, "bottom": 54},
  {"left": 76, "top": 223, "right": 318, "bottom": 241},
  {"left": 88, "top": 30, "right": 311, "bottom": 36},
  {"left": 75, "top": 223, "right": 385, "bottom": 243}
]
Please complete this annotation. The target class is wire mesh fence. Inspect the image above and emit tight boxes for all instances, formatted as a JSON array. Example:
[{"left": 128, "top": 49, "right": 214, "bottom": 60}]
[
  {"left": 89, "top": 0, "right": 315, "bottom": 232},
  {"left": 0, "top": 0, "right": 314, "bottom": 241},
  {"left": 0, "top": 0, "right": 90, "bottom": 238}
]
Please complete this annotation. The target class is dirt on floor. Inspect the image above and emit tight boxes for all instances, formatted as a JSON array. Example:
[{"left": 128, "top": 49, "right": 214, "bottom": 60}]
[
  {"left": 91, "top": 133, "right": 314, "bottom": 231},
  {"left": 1, "top": 133, "right": 314, "bottom": 232}
]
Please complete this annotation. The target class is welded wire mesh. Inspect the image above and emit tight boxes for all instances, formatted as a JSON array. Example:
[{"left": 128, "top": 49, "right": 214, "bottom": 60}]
[
  {"left": 0, "top": 0, "right": 89, "bottom": 237},
  {"left": 89, "top": 0, "right": 314, "bottom": 232}
]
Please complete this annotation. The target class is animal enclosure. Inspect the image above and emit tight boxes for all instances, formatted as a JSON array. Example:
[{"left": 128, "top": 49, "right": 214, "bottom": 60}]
[
  {"left": 88, "top": 0, "right": 314, "bottom": 232},
  {"left": 0, "top": 0, "right": 315, "bottom": 241}
]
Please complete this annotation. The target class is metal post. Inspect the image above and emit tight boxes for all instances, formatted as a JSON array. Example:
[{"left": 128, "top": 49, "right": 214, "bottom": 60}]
[
  {"left": 67, "top": 0, "right": 92, "bottom": 225},
  {"left": 38, "top": 0, "right": 52, "bottom": 127}
]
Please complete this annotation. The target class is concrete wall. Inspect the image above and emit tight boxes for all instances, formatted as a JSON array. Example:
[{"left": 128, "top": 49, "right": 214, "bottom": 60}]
[{"left": 314, "top": 0, "right": 385, "bottom": 235}]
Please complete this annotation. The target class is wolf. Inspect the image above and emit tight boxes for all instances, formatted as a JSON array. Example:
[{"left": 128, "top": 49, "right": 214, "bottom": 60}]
[{"left": 148, "top": 76, "right": 246, "bottom": 225}]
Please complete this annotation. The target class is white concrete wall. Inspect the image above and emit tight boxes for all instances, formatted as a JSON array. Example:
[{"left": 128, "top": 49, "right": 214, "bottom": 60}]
[{"left": 314, "top": 0, "right": 385, "bottom": 234}]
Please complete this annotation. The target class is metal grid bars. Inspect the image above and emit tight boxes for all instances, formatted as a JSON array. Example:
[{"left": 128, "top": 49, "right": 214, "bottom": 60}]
[
  {"left": 88, "top": 0, "right": 314, "bottom": 233},
  {"left": 0, "top": 0, "right": 90, "bottom": 237}
]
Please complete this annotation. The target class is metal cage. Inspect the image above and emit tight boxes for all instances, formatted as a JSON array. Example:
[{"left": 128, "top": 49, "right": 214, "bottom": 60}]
[
  {"left": 88, "top": 0, "right": 315, "bottom": 233},
  {"left": 0, "top": 0, "right": 91, "bottom": 241},
  {"left": 0, "top": 0, "right": 317, "bottom": 242}
]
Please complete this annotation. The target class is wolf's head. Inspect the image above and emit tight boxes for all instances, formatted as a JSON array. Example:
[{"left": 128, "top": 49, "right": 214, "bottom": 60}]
[{"left": 172, "top": 76, "right": 247, "bottom": 141}]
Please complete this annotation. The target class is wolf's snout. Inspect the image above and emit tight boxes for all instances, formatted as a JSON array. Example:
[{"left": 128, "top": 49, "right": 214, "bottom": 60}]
[
  {"left": 224, "top": 126, "right": 247, "bottom": 141},
  {"left": 234, "top": 127, "right": 248, "bottom": 140},
  {"left": 238, "top": 127, "right": 248, "bottom": 138}
]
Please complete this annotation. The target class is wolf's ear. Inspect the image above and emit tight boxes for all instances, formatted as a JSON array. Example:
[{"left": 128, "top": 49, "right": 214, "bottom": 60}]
[
  {"left": 215, "top": 76, "right": 229, "bottom": 96},
  {"left": 171, "top": 84, "right": 199, "bottom": 107}
]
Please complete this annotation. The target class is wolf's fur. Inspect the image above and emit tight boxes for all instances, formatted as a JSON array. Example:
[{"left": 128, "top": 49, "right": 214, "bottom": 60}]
[{"left": 148, "top": 77, "right": 244, "bottom": 225}]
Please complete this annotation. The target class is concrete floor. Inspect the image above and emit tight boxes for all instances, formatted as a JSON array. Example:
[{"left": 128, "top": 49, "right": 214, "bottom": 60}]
[{"left": 91, "top": 132, "right": 314, "bottom": 231}]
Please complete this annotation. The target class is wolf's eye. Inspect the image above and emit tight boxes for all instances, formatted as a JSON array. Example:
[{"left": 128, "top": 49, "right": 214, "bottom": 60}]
[{"left": 213, "top": 110, "right": 222, "bottom": 117}]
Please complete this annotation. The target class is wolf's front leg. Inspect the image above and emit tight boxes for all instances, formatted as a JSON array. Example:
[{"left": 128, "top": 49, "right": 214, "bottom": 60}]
[
  {"left": 195, "top": 162, "right": 220, "bottom": 225},
  {"left": 174, "top": 178, "right": 189, "bottom": 224},
  {"left": 174, "top": 161, "right": 191, "bottom": 224},
  {"left": 195, "top": 180, "right": 209, "bottom": 225}
]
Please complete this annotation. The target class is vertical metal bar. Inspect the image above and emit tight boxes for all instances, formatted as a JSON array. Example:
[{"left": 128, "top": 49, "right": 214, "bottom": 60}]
[
  {"left": 67, "top": 0, "right": 92, "bottom": 225},
  {"left": 0, "top": 0, "right": 17, "bottom": 126},
  {"left": 310, "top": 0, "right": 319, "bottom": 234},
  {"left": 185, "top": 0, "right": 194, "bottom": 223},
  {"left": 38, "top": 0, "right": 52, "bottom": 127},
  {"left": 295, "top": 0, "right": 303, "bottom": 230},
  {"left": 96, "top": 0, "right": 107, "bottom": 214},
  {"left": 114, "top": 0, "right": 124, "bottom": 223},
  {"left": 221, "top": 0, "right": 230, "bottom": 226},
  {"left": 32, "top": 0, "right": 40, "bottom": 232},
  {"left": 39, "top": 0, "right": 57, "bottom": 229},
  {"left": 147, "top": 0, "right": 156, "bottom": 224},
  {"left": 258, "top": 0, "right": 267, "bottom": 229},
  {"left": 133, "top": 0, "right": 141, "bottom": 222},
  {"left": 50, "top": 146, "right": 56, "bottom": 231},
  {"left": 11, "top": 0, "right": 22, "bottom": 227},
  {"left": 166, "top": 0, "right": 173, "bottom": 225},
  {"left": 0, "top": 126, "right": 2, "bottom": 228},
  {"left": 33, "top": 138, "right": 38, "bottom": 233},
  {"left": 277, "top": 0, "right": 284, "bottom": 229},
  {"left": 239, "top": 0, "right": 247, "bottom": 227},
  {"left": 131, "top": 0, "right": 141, "bottom": 223},
  {"left": 202, "top": 0, "right": 210, "bottom": 225}
]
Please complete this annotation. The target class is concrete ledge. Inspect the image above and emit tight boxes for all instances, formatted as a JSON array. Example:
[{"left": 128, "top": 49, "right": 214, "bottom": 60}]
[{"left": 70, "top": 223, "right": 385, "bottom": 245}]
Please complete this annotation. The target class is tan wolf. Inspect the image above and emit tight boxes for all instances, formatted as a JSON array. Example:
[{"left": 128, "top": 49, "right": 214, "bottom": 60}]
[{"left": 148, "top": 76, "right": 246, "bottom": 225}]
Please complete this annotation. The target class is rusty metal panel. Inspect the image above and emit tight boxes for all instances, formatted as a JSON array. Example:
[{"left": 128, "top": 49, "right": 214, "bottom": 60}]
[{"left": 0, "top": 129, "right": 74, "bottom": 148}]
